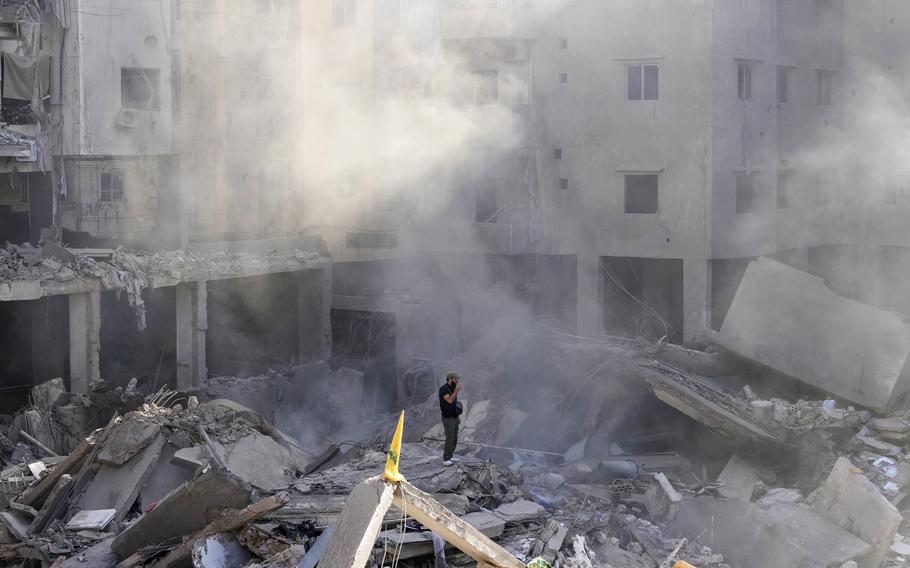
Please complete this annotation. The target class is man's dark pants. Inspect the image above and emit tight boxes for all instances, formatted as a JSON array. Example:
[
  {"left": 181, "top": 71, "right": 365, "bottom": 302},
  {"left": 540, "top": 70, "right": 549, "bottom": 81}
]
[{"left": 442, "top": 417, "right": 459, "bottom": 461}]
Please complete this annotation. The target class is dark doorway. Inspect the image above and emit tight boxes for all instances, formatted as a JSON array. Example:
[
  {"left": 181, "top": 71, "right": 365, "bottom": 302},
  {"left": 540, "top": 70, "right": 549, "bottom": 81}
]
[
  {"left": 100, "top": 288, "right": 177, "bottom": 391},
  {"left": 600, "top": 256, "right": 684, "bottom": 343},
  {"left": 207, "top": 273, "right": 300, "bottom": 377},
  {"left": 0, "top": 297, "right": 68, "bottom": 412},
  {"left": 331, "top": 309, "right": 397, "bottom": 414}
]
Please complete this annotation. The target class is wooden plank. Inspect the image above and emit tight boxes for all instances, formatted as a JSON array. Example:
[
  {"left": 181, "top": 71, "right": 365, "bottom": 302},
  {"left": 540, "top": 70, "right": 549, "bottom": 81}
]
[
  {"left": 155, "top": 492, "right": 289, "bottom": 568},
  {"left": 320, "top": 476, "right": 395, "bottom": 568},
  {"left": 393, "top": 480, "right": 524, "bottom": 568}
]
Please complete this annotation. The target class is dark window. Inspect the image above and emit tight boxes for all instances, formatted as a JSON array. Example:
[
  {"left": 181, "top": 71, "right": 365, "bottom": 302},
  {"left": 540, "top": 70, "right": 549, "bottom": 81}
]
[
  {"left": 100, "top": 170, "right": 125, "bottom": 203},
  {"left": 472, "top": 70, "right": 497, "bottom": 104},
  {"left": 816, "top": 70, "right": 833, "bottom": 105},
  {"left": 737, "top": 62, "right": 753, "bottom": 101},
  {"left": 346, "top": 232, "right": 398, "bottom": 249},
  {"left": 559, "top": 37, "right": 568, "bottom": 49},
  {"left": 735, "top": 171, "right": 758, "bottom": 213},
  {"left": 777, "top": 66, "right": 790, "bottom": 104},
  {"left": 559, "top": 178, "right": 569, "bottom": 190},
  {"left": 777, "top": 171, "right": 790, "bottom": 209},
  {"left": 554, "top": 148, "right": 562, "bottom": 159},
  {"left": 121, "top": 68, "right": 161, "bottom": 110},
  {"left": 627, "top": 65, "right": 658, "bottom": 101},
  {"left": 475, "top": 183, "right": 497, "bottom": 222},
  {"left": 558, "top": 73, "right": 568, "bottom": 84},
  {"left": 333, "top": 0, "right": 356, "bottom": 28},
  {"left": 624, "top": 174, "right": 659, "bottom": 214}
]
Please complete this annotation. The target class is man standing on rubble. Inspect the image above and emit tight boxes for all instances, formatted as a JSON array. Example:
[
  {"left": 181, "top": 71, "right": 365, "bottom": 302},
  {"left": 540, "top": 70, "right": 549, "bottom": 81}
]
[{"left": 439, "top": 372, "right": 463, "bottom": 466}]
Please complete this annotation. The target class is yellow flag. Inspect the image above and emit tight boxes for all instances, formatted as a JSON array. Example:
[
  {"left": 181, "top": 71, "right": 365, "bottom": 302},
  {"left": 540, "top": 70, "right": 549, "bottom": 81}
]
[{"left": 384, "top": 410, "right": 406, "bottom": 482}]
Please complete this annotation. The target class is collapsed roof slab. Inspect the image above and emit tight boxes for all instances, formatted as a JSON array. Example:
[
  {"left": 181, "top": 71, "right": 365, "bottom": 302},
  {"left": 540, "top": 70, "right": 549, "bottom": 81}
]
[{"left": 717, "top": 257, "right": 910, "bottom": 413}]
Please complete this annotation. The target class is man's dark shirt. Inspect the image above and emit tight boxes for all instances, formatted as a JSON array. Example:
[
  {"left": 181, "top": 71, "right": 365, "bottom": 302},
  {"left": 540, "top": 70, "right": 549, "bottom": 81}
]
[{"left": 439, "top": 383, "right": 458, "bottom": 418}]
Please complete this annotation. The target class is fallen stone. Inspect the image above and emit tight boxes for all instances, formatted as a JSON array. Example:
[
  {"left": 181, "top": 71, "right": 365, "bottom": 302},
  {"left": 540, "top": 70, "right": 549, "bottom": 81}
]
[
  {"left": 855, "top": 429, "right": 901, "bottom": 457},
  {"left": 717, "top": 257, "right": 910, "bottom": 412},
  {"left": 66, "top": 509, "right": 116, "bottom": 531},
  {"left": 30, "top": 378, "right": 66, "bottom": 409},
  {"left": 140, "top": 445, "right": 196, "bottom": 510},
  {"left": 716, "top": 455, "right": 762, "bottom": 501},
  {"left": 0, "top": 510, "right": 31, "bottom": 541},
  {"left": 667, "top": 496, "right": 872, "bottom": 568},
  {"left": 80, "top": 434, "right": 166, "bottom": 523},
  {"left": 493, "top": 499, "right": 545, "bottom": 523},
  {"left": 98, "top": 417, "right": 163, "bottom": 466},
  {"left": 755, "top": 487, "right": 802, "bottom": 509},
  {"left": 59, "top": 537, "right": 115, "bottom": 568},
  {"left": 809, "top": 457, "right": 902, "bottom": 568},
  {"left": 111, "top": 467, "right": 252, "bottom": 559},
  {"left": 222, "top": 432, "right": 297, "bottom": 492}
]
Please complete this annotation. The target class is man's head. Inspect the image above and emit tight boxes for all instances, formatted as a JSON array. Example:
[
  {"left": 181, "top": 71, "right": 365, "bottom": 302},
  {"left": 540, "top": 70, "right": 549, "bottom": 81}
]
[{"left": 446, "top": 372, "right": 460, "bottom": 386}]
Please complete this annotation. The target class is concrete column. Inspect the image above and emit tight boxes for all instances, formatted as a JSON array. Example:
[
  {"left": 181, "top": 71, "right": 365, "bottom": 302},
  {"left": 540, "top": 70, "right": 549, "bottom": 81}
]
[
  {"left": 68, "top": 291, "right": 101, "bottom": 394},
  {"left": 176, "top": 282, "right": 207, "bottom": 391},
  {"left": 297, "top": 267, "right": 333, "bottom": 363},
  {"left": 683, "top": 259, "right": 709, "bottom": 343},
  {"left": 576, "top": 253, "right": 604, "bottom": 335}
]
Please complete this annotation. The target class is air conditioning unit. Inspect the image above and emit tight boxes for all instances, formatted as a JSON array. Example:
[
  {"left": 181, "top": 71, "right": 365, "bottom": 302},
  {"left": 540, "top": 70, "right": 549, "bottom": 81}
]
[{"left": 116, "top": 108, "right": 141, "bottom": 128}]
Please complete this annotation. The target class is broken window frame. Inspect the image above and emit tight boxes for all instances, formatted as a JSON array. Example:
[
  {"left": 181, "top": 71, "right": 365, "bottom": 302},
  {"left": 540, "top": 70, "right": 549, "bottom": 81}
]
[
  {"left": 99, "top": 169, "right": 125, "bottom": 203},
  {"left": 120, "top": 67, "right": 161, "bottom": 110},
  {"left": 816, "top": 69, "right": 834, "bottom": 106},
  {"left": 737, "top": 61, "right": 754, "bottom": 101},
  {"left": 623, "top": 173, "right": 659, "bottom": 214},
  {"left": 626, "top": 64, "right": 659, "bottom": 101}
]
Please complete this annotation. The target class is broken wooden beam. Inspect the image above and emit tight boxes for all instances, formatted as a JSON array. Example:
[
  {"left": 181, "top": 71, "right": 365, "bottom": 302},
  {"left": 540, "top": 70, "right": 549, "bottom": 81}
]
[
  {"left": 18, "top": 438, "right": 90, "bottom": 508},
  {"left": 393, "top": 480, "right": 525, "bottom": 568},
  {"left": 320, "top": 476, "right": 395, "bottom": 568},
  {"left": 155, "top": 492, "right": 289, "bottom": 568}
]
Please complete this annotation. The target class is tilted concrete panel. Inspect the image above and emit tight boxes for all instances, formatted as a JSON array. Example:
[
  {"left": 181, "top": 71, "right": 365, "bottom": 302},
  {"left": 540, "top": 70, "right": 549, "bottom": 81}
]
[{"left": 718, "top": 257, "right": 910, "bottom": 412}]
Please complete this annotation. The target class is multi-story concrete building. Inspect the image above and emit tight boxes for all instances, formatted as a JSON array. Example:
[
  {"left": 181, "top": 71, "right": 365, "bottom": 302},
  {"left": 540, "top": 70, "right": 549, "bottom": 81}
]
[
  {"left": 0, "top": 0, "right": 331, "bottom": 409},
  {"left": 316, "top": 0, "right": 910, "bottom": 377}
]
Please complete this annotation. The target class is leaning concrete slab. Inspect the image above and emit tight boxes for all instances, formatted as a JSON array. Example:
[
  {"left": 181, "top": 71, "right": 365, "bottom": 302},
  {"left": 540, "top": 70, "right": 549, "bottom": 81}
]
[
  {"left": 79, "top": 434, "right": 166, "bottom": 523},
  {"left": 716, "top": 455, "right": 762, "bottom": 501},
  {"left": 666, "top": 496, "right": 871, "bottom": 568},
  {"left": 111, "top": 467, "right": 251, "bottom": 559},
  {"left": 718, "top": 257, "right": 910, "bottom": 412},
  {"left": 809, "top": 457, "right": 902, "bottom": 568}
]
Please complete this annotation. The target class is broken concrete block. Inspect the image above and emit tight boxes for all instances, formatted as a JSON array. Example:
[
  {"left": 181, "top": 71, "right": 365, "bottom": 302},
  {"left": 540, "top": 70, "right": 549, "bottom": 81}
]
[
  {"left": 140, "top": 445, "right": 195, "bottom": 510},
  {"left": 111, "top": 467, "right": 252, "bottom": 559},
  {"left": 98, "top": 417, "right": 163, "bottom": 466},
  {"left": 493, "top": 499, "right": 545, "bottom": 523},
  {"left": 870, "top": 418, "right": 910, "bottom": 442},
  {"left": 755, "top": 487, "right": 802, "bottom": 509},
  {"left": 30, "top": 378, "right": 65, "bottom": 409},
  {"left": 717, "top": 257, "right": 910, "bottom": 412},
  {"left": 809, "top": 457, "right": 902, "bottom": 568},
  {"left": 66, "top": 509, "right": 116, "bottom": 531},
  {"left": 0, "top": 510, "right": 31, "bottom": 541},
  {"left": 716, "top": 455, "right": 762, "bottom": 501},
  {"left": 855, "top": 429, "right": 901, "bottom": 457},
  {"left": 79, "top": 434, "right": 166, "bottom": 523},
  {"left": 222, "top": 432, "right": 296, "bottom": 492},
  {"left": 667, "top": 496, "right": 872, "bottom": 568}
]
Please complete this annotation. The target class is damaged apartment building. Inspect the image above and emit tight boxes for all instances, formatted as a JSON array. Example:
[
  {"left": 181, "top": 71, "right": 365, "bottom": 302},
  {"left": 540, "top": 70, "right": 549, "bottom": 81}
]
[
  {"left": 0, "top": 1, "right": 331, "bottom": 410},
  {"left": 2, "top": 0, "right": 910, "bottom": 426},
  {"left": 312, "top": 0, "right": 910, "bottom": 396}
]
